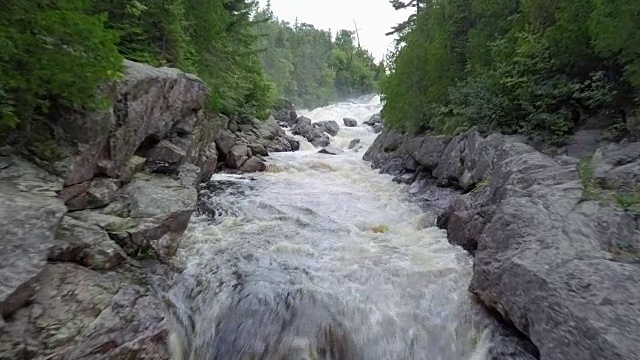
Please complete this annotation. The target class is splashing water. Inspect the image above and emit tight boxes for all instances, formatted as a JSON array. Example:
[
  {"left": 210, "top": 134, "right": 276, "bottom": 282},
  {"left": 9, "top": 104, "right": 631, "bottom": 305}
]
[{"left": 166, "top": 95, "right": 494, "bottom": 360}]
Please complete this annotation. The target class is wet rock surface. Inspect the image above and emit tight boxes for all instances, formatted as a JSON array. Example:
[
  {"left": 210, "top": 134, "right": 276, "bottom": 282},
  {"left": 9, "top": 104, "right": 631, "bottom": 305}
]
[
  {"left": 291, "top": 116, "right": 331, "bottom": 148},
  {"left": 365, "top": 127, "right": 640, "bottom": 360},
  {"left": 318, "top": 146, "right": 345, "bottom": 155},
  {"left": 343, "top": 117, "right": 357, "bottom": 127},
  {"left": 314, "top": 120, "right": 340, "bottom": 136}
]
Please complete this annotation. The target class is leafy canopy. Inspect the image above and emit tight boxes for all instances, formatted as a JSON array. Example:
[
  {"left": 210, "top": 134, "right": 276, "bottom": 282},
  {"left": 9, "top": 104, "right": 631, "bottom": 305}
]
[{"left": 382, "top": 0, "right": 640, "bottom": 142}]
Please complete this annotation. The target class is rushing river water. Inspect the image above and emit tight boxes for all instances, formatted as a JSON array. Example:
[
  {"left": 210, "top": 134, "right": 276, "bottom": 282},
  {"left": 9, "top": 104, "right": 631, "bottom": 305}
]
[{"left": 167, "top": 95, "right": 494, "bottom": 360}]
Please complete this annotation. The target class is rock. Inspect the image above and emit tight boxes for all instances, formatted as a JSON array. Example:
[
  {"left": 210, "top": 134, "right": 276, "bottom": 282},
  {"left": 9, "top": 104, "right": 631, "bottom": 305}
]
[
  {"left": 291, "top": 116, "right": 330, "bottom": 147},
  {"left": 444, "top": 187, "right": 491, "bottom": 254},
  {"left": 363, "top": 128, "right": 411, "bottom": 175},
  {"left": 0, "top": 157, "right": 11, "bottom": 170},
  {"left": 121, "top": 155, "right": 147, "bottom": 183},
  {"left": 364, "top": 113, "right": 383, "bottom": 126},
  {"left": 271, "top": 98, "right": 298, "bottom": 126},
  {"left": 366, "top": 126, "right": 640, "bottom": 359},
  {"left": 311, "top": 135, "right": 330, "bottom": 148},
  {"left": 68, "top": 210, "right": 137, "bottom": 231},
  {"left": 115, "top": 175, "right": 196, "bottom": 220},
  {"left": 602, "top": 160, "right": 640, "bottom": 192},
  {"left": 348, "top": 138, "right": 361, "bottom": 150},
  {"left": 215, "top": 129, "right": 237, "bottom": 161},
  {"left": 58, "top": 180, "right": 91, "bottom": 202},
  {"left": 50, "top": 217, "right": 128, "bottom": 270},
  {"left": 106, "top": 174, "right": 196, "bottom": 262},
  {"left": 0, "top": 146, "right": 14, "bottom": 157},
  {"left": 226, "top": 144, "right": 250, "bottom": 169},
  {"left": 404, "top": 135, "right": 449, "bottom": 170},
  {"left": 565, "top": 130, "right": 603, "bottom": 158},
  {"left": 393, "top": 173, "right": 415, "bottom": 184},
  {"left": 372, "top": 123, "right": 384, "bottom": 134},
  {"left": 591, "top": 143, "right": 640, "bottom": 193},
  {"left": 173, "top": 118, "right": 194, "bottom": 135},
  {"left": 238, "top": 156, "right": 267, "bottom": 173},
  {"left": 314, "top": 120, "right": 340, "bottom": 136},
  {"left": 0, "top": 156, "right": 63, "bottom": 196},
  {"left": 456, "top": 145, "right": 640, "bottom": 360},
  {"left": 265, "top": 137, "right": 291, "bottom": 152},
  {"left": 59, "top": 60, "right": 210, "bottom": 183},
  {"left": 196, "top": 143, "right": 218, "bottom": 184},
  {"left": 343, "top": 118, "right": 357, "bottom": 127},
  {"left": 108, "top": 217, "right": 186, "bottom": 261},
  {"left": 105, "top": 61, "right": 209, "bottom": 177},
  {"left": 248, "top": 143, "right": 269, "bottom": 157},
  {"left": 289, "top": 137, "right": 301, "bottom": 151},
  {"left": 0, "top": 263, "right": 169, "bottom": 359},
  {"left": 0, "top": 183, "right": 67, "bottom": 318},
  {"left": 144, "top": 139, "right": 186, "bottom": 174},
  {"left": 177, "top": 163, "right": 201, "bottom": 188},
  {"left": 291, "top": 116, "right": 314, "bottom": 137},
  {"left": 318, "top": 146, "right": 344, "bottom": 155},
  {"left": 64, "top": 177, "right": 120, "bottom": 211}
]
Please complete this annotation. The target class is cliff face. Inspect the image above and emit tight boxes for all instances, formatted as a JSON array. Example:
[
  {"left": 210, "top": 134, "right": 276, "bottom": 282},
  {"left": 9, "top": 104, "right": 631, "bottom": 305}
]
[
  {"left": 0, "top": 60, "right": 297, "bottom": 359},
  {"left": 364, "top": 127, "right": 640, "bottom": 360}
]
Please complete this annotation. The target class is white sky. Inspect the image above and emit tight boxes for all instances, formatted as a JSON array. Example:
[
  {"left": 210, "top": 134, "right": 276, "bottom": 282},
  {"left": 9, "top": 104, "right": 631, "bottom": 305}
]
[{"left": 258, "top": 0, "right": 411, "bottom": 61}]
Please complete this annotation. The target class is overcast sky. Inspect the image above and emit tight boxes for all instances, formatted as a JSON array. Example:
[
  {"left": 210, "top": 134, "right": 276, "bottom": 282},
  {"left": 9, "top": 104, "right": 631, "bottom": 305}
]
[{"left": 257, "top": 0, "right": 411, "bottom": 61}]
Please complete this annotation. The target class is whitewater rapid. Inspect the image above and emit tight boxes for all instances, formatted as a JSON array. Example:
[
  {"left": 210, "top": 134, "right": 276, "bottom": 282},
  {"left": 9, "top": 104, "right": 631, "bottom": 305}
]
[{"left": 166, "top": 94, "right": 493, "bottom": 360}]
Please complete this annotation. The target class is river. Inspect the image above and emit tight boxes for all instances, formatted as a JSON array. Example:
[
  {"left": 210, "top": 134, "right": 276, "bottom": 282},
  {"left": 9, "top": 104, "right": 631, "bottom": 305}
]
[{"left": 166, "top": 95, "right": 494, "bottom": 360}]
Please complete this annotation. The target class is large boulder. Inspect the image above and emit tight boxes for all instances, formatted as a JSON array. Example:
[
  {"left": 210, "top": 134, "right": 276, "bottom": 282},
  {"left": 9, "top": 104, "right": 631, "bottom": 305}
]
[
  {"left": 318, "top": 146, "right": 344, "bottom": 155},
  {"left": 105, "top": 174, "right": 197, "bottom": 262},
  {"left": 592, "top": 142, "right": 640, "bottom": 193},
  {"left": 238, "top": 156, "right": 267, "bottom": 173},
  {"left": 59, "top": 61, "right": 209, "bottom": 185},
  {"left": 466, "top": 150, "right": 640, "bottom": 360},
  {"left": 270, "top": 98, "right": 298, "bottom": 126},
  {"left": 226, "top": 144, "right": 250, "bottom": 169},
  {"left": 61, "top": 177, "right": 120, "bottom": 211},
  {"left": 50, "top": 217, "right": 128, "bottom": 270},
  {"left": 314, "top": 120, "right": 340, "bottom": 136},
  {"left": 366, "top": 127, "right": 640, "bottom": 360},
  {"left": 0, "top": 183, "right": 67, "bottom": 318},
  {"left": 144, "top": 139, "right": 187, "bottom": 174},
  {"left": 0, "top": 263, "right": 169, "bottom": 360},
  {"left": 343, "top": 118, "right": 357, "bottom": 127},
  {"left": 292, "top": 117, "right": 331, "bottom": 147},
  {"left": 363, "top": 113, "right": 383, "bottom": 127},
  {"left": 217, "top": 116, "right": 299, "bottom": 157}
]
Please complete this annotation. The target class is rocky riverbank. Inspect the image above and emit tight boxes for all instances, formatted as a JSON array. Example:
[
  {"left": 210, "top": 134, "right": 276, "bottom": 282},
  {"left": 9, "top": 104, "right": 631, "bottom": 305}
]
[
  {"left": 364, "top": 126, "right": 640, "bottom": 359},
  {"left": 0, "top": 60, "right": 298, "bottom": 359}
]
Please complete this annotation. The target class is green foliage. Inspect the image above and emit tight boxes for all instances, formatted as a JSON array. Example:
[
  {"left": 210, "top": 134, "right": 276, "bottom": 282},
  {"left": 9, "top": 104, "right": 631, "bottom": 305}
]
[
  {"left": 0, "top": 0, "right": 123, "bottom": 129},
  {"left": 254, "top": 7, "right": 380, "bottom": 109},
  {"left": 382, "top": 0, "right": 640, "bottom": 141},
  {"left": 579, "top": 156, "right": 601, "bottom": 200},
  {"left": 184, "top": 0, "right": 274, "bottom": 118},
  {"left": 1, "top": 0, "right": 278, "bottom": 126},
  {"left": 92, "top": 0, "right": 195, "bottom": 69}
]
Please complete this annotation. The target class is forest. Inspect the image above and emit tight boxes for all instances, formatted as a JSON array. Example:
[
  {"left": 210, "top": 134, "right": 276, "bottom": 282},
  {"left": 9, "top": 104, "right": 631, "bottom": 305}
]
[
  {"left": 382, "top": 0, "right": 640, "bottom": 142},
  {"left": 0, "top": 0, "right": 381, "bottom": 133}
]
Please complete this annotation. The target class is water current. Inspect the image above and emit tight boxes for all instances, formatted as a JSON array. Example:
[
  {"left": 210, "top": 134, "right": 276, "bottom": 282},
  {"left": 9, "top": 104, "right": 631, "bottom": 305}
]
[{"left": 166, "top": 95, "right": 494, "bottom": 360}]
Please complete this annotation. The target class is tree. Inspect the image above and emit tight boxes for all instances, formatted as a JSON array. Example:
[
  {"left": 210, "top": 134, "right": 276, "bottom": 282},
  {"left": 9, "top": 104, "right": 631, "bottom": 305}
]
[
  {"left": 255, "top": 8, "right": 380, "bottom": 109},
  {"left": 0, "top": 0, "right": 122, "bottom": 130},
  {"left": 381, "top": 0, "right": 635, "bottom": 142}
]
